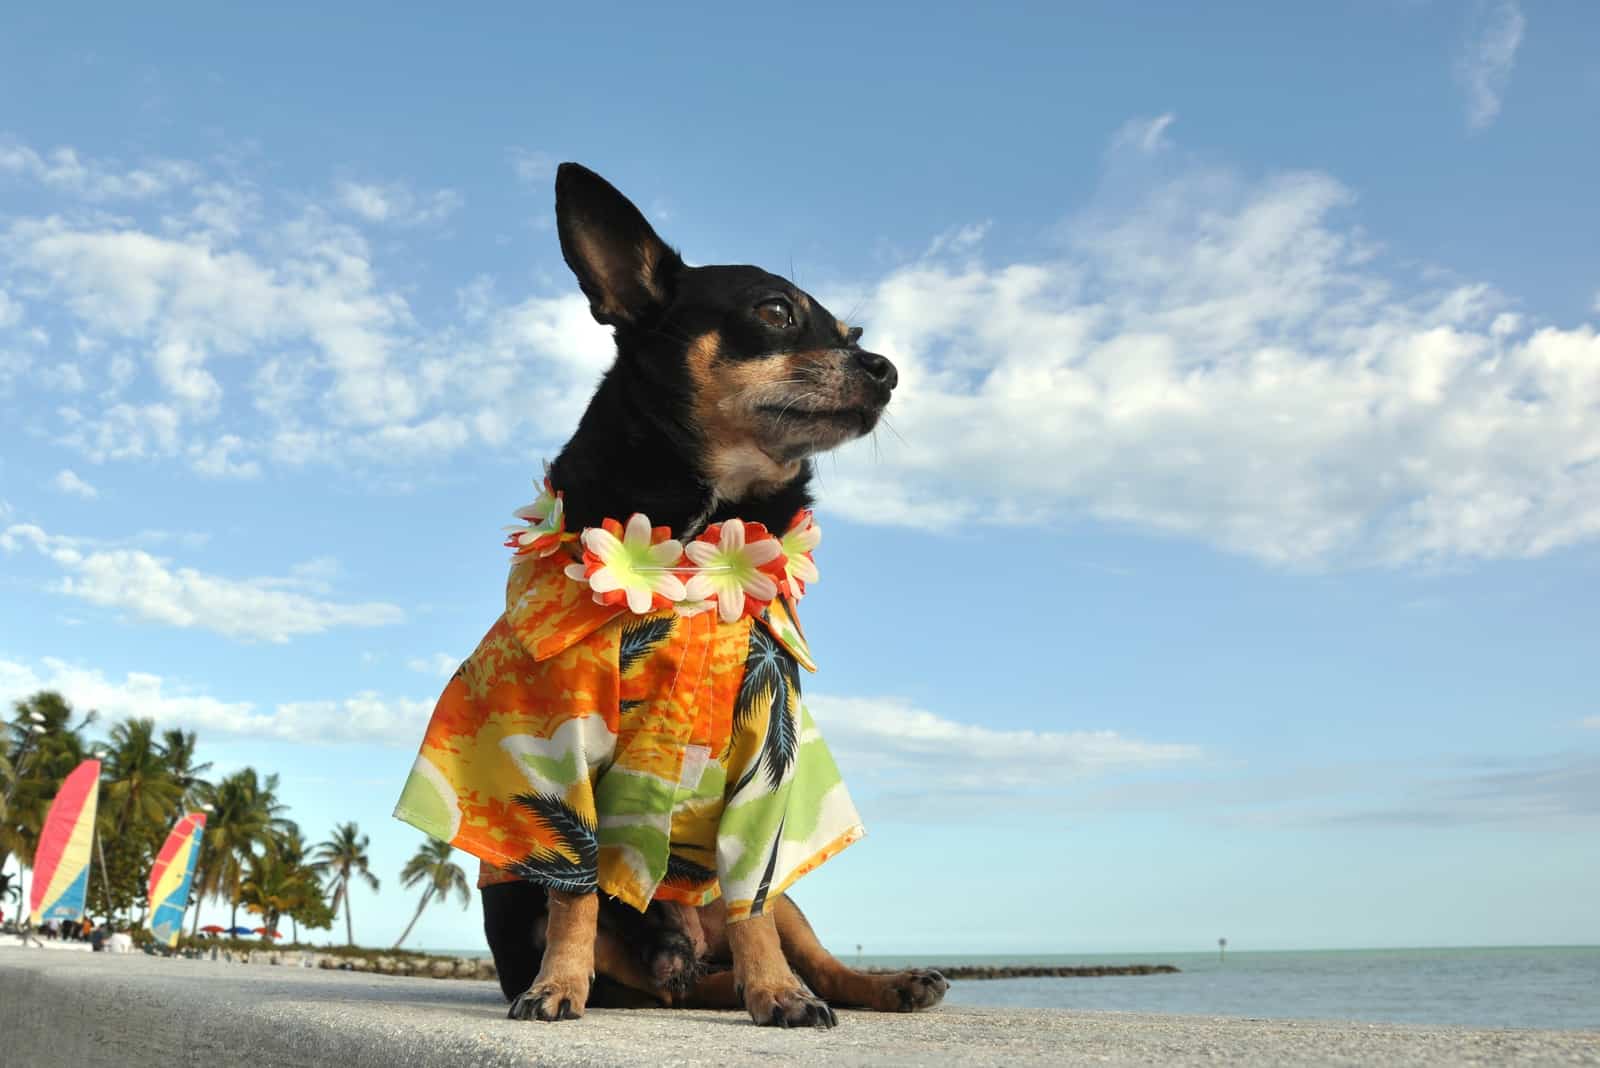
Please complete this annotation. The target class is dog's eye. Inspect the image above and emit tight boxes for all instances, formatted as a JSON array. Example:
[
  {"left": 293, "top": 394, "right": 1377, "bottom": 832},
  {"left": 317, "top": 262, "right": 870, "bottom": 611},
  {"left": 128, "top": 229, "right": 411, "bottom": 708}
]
[{"left": 755, "top": 300, "right": 794, "bottom": 329}]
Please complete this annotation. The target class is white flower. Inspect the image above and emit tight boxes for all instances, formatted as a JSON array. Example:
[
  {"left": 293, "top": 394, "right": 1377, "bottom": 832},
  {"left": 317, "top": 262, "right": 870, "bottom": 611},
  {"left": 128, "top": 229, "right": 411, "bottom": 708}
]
[
  {"left": 683, "top": 519, "right": 783, "bottom": 623},
  {"left": 778, "top": 510, "right": 822, "bottom": 597},
  {"left": 567, "top": 513, "right": 685, "bottom": 614}
]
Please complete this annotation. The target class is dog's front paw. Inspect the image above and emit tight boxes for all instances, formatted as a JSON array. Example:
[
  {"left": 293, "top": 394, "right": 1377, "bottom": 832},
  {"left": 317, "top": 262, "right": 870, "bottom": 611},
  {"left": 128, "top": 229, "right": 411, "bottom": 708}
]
[
  {"left": 741, "top": 981, "right": 837, "bottom": 1028},
  {"left": 507, "top": 973, "right": 592, "bottom": 1022},
  {"left": 880, "top": 969, "right": 948, "bottom": 1012}
]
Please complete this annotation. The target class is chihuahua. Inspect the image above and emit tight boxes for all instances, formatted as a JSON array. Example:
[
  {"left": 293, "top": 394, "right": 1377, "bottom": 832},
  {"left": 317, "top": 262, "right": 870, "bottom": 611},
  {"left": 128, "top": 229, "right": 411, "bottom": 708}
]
[{"left": 420, "top": 162, "right": 944, "bottom": 1028}]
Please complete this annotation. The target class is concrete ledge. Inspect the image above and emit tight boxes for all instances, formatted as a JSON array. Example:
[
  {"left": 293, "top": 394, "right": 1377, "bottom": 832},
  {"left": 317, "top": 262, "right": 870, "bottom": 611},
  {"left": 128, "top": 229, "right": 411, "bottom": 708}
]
[{"left": 3, "top": 948, "right": 1595, "bottom": 1067}]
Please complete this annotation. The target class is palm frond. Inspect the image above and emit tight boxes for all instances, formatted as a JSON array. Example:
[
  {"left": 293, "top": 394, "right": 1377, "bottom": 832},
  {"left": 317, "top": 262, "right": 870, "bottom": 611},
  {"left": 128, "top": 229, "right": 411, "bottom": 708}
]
[
  {"left": 618, "top": 615, "right": 676, "bottom": 674},
  {"left": 730, "top": 625, "right": 801, "bottom": 795},
  {"left": 662, "top": 851, "right": 717, "bottom": 889},
  {"left": 748, "top": 815, "right": 786, "bottom": 917},
  {"left": 509, "top": 792, "right": 598, "bottom": 894}
]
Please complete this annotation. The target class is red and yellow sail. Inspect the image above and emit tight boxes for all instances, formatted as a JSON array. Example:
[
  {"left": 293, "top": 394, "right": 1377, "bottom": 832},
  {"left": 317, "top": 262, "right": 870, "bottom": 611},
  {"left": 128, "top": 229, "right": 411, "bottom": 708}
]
[
  {"left": 147, "top": 811, "right": 207, "bottom": 947},
  {"left": 28, "top": 758, "right": 101, "bottom": 925}
]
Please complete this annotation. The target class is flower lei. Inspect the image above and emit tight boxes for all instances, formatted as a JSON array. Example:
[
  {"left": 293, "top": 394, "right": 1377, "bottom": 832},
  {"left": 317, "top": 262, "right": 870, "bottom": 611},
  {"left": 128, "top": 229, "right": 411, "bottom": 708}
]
[{"left": 505, "top": 469, "right": 821, "bottom": 623}]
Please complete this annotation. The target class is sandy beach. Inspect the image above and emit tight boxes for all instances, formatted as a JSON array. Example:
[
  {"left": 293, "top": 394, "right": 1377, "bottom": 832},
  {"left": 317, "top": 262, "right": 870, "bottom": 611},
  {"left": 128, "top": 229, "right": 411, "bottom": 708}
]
[{"left": 3, "top": 947, "right": 1595, "bottom": 1067}]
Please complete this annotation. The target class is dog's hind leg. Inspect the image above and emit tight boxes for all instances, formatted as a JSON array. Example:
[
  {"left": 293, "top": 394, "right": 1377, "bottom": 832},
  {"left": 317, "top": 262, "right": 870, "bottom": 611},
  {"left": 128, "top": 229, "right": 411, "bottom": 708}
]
[
  {"left": 771, "top": 895, "right": 948, "bottom": 1013},
  {"left": 507, "top": 889, "right": 597, "bottom": 1022},
  {"left": 678, "top": 966, "right": 742, "bottom": 1009}
]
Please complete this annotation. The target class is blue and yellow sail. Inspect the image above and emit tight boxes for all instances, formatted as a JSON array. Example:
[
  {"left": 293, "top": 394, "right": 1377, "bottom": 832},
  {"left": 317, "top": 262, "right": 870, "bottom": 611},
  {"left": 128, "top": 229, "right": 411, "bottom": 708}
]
[
  {"left": 28, "top": 758, "right": 101, "bottom": 925},
  {"left": 146, "top": 811, "right": 207, "bottom": 947}
]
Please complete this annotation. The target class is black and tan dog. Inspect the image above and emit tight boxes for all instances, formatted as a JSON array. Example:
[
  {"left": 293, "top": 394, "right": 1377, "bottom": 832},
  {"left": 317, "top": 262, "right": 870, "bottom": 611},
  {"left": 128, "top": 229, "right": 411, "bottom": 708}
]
[{"left": 476, "top": 163, "right": 946, "bottom": 1027}]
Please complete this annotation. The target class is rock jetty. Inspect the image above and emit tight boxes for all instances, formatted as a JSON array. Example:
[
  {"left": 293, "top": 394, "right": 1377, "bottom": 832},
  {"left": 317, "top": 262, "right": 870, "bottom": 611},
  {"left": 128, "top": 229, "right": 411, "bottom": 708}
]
[
  {"left": 184, "top": 947, "right": 1179, "bottom": 983},
  {"left": 876, "top": 963, "right": 1180, "bottom": 980}
]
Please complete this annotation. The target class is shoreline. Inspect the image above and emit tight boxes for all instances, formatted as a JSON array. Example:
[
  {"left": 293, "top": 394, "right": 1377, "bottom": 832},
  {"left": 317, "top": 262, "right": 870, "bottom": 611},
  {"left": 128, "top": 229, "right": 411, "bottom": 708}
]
[
  {"left": 1, "top": 931, "right": 1180, "bottom": 982},
  {"left": 4, "top": 948, "right": 1595, "bottom": 1067}
]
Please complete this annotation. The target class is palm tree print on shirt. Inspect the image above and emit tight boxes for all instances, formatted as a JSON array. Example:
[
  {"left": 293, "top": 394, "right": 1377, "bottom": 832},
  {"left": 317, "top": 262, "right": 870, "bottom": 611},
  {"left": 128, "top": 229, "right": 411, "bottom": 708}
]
[
  {"left": 729, "top": 622, "right": 800, "bottom": 795},
  {"left": 509, "top": 791, "right": 599, "bottom": 894}
]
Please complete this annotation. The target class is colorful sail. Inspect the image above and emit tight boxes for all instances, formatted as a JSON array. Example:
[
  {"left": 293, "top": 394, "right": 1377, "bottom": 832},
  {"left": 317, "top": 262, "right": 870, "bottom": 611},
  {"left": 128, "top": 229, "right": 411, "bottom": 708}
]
[
  {"left": 147, "top": 811, "right": 207, "bottom": 947},
  {"left": 28, "top": 758, "right": 101, "bottom": 925}
]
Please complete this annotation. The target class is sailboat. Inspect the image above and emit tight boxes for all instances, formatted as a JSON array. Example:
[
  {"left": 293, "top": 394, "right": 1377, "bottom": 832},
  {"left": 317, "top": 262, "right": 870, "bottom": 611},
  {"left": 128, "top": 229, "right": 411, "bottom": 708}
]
[
  {"left": 28, "top": 758, "right": 101, "bottom": 925},
  {"left": 147, "top": 811, "right": 207, "bottom": 947}
]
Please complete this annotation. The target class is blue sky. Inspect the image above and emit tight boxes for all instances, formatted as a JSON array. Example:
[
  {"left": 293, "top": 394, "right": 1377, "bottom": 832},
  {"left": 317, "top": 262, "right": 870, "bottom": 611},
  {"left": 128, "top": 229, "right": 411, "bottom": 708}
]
[{"left": 2, "top": 2, "right": 1596, "bottom": 955}]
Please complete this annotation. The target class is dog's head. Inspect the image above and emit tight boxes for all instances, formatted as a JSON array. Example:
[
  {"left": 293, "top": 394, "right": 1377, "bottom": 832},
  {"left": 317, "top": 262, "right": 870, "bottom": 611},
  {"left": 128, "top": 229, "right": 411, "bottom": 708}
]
[{"left": 555, "top": 163, "right": 896, "bottom": 503}]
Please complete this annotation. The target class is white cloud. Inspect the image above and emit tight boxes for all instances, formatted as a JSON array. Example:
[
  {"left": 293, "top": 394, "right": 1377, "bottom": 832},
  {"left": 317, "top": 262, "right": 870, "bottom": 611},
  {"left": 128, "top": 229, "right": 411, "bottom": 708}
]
[
  {"left": 1581, "top": 716, "right": 1600, "bottom": 730},
  {"left": 1112, "top": 112, "right": 1177, "bottom": 154},
  {"left": 1456, "top": 1, "right": 1525, "bottom": 130},
  {"left": 510, "top": 148, "right": 554, "bottom": 184},
  {"left": 188, "top": 434, "right": 260, "bottom": 478},
  {"left": 52, "top": 469, "right": 98, "bottom": 499},
  {"left": 0, "top": 287, "right": 19, "bottom": 327},
  {"left": 335, "top": 180, "right": 462, "bottom": 226},
  {"left": 407, "top": 652, "right": 460, "bottom": 678},
  {"left": 56, "top": 402, "right": 182, "bottom": 461},
  {"left": 925, "top": 222, "right": 991, "bottom": 259},
  {"left": 0, "top": 656, "right": 429, "bottom": 746},
  {"left": 810, "top": 694, "right": 1199, "bottom": 793},
  {"left": 0, "top": 139, "right": 198, "bottom": 200},
  {"left": 36, "top": 361, "right": 86, "bottom": 392},
  {"left": 8, "top": 212, "right": 421, "bottom": 424},
  {"left": 1, "top": 523, "right": 405, "bottom": 643},
  {"left": 6, "top": 129, "right": 1600, "bottom": 571},
  {"left": 821, "top": 135, "right": 1600, "bottom": 567}
]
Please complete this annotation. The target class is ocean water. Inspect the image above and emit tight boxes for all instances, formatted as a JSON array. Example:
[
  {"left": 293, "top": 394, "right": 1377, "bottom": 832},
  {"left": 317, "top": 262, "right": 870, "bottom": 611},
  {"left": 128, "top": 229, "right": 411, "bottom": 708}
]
[
  {"left": 432, "top": 944, "right": 1599, "bottom": 1030},
  {"left": 858, "top": 947, "right": 1600, "bottom": 1031}
]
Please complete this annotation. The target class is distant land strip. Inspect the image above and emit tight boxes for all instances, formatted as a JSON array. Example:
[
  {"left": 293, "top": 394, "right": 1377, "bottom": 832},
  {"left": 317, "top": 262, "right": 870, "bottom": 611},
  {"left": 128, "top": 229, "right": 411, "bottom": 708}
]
[{"left": 871, "top": 964, "right": 1181, "bottom": 980}]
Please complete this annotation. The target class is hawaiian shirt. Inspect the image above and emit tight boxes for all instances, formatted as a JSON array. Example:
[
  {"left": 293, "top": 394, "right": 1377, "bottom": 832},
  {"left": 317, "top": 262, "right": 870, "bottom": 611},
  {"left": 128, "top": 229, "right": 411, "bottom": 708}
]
[{"left": 393, "top": 549, "right": 863, "bottom": 922}]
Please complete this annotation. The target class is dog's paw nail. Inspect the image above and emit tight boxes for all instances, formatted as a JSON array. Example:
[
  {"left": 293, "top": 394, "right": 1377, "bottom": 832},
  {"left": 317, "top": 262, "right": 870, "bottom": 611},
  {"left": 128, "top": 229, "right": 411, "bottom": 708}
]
[
  {"left": 750, "top": 988, "right": 835, "bottom": 1028},
  {"left": 513, "top": 981, "right": 588, "bottom": 1023}
]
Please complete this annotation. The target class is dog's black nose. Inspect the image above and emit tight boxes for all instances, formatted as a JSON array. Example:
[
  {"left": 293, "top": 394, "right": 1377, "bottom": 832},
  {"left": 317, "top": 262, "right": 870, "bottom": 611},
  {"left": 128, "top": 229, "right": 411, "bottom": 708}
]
[{"left": 853, "top": 349, "right": 898, "bottom": 390}]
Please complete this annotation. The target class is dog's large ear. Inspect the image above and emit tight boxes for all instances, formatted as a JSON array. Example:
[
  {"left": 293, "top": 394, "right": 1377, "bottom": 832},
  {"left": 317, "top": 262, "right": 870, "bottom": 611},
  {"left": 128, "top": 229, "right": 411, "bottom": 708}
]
[{"left": 556, "top": 163, "right": 683, "bottom": 328}]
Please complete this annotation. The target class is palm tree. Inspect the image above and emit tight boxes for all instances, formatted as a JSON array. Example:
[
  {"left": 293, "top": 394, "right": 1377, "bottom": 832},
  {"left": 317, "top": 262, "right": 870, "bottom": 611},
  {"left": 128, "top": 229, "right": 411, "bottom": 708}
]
[
  {"left": 239, "top": 850, "right": 300, "bottom": 941},
  {"left": 313, "top": 822, "right": 379, "bottom": 947},
  {"left": 0, "top": 735, "right": 12, "bottom": 808},
  {"left": 1, "top": 692, "right": 95, "bottom": 874},
  {"left": 90, "top": 717, "right": 191, "bottom": 922},
  {"left": 190, "top": 769, "right": 291, "bottom": 933},
  {"left": 392, "top": 838, "right": 470, "bottom": 949},
  {"left": 100, "top": 718, "right": 183, "bottom": 840},
  {"left": 159, "top": 728, "right": 212, "bottom": 811},
  {"left": 265, "top": 826, "right": 324, "bottom": 943}
]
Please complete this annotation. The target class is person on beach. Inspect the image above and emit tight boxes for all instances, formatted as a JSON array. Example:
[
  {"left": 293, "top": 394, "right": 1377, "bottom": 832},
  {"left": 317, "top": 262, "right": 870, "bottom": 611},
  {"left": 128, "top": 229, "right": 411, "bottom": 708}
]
[{"left": 17, "top": 919, "right": 47, "bottom": 949}]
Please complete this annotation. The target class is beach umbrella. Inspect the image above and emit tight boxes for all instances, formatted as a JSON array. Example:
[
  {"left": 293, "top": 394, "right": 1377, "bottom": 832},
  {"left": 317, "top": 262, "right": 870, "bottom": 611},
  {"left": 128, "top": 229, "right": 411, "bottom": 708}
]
[
  {"left": 253, "top": 927, "right": 283, "bottom": 939},
  {"left": 227, "top": 925, "right": 254, "bottom": 936},
  {"left": 200, "top": 924, "right": 226, "bottom": 935}
]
